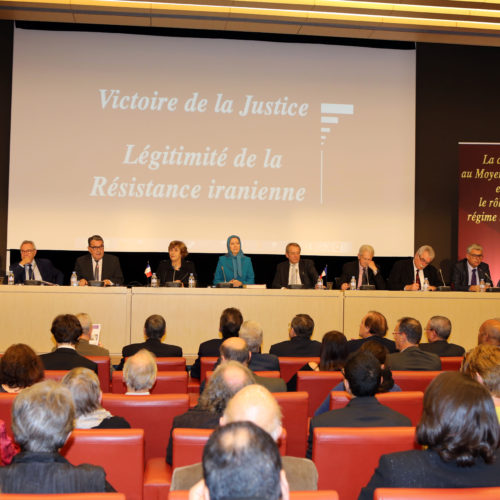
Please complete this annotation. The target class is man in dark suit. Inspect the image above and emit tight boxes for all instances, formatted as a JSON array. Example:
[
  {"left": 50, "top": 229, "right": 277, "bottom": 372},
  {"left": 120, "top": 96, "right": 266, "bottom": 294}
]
[
  {"left": 10, "top": 240, "right": 63, "bottom": 285},
  {"left": 272, "top": 242, "right": 318, "bottom": 289},
  {"left": 40, "top": 314, "right": 97, "bottom": 373},
  {"left": 74, "top": 234, "right": 124, "bottom": 286},
  {"left": 419, "top": 315, "right": 465, "bottom": 357},
  {"left": 387, "top": 245, "right": 439, "bottom": 290},
  {"left": 239, "top": 320, "right": 280, "bottom": 371},
  {"left": 117, "top": 314, "right": 182, "bottom": 370},
  {"left": 386, "top": 317, "right": 441, "bottom": 371},
  {"left": 269, "top": 313, "right": 321, "bottom": 357},
  {"left": 451, "top": 243, "right": 492, "bottom": 291},
  {"left": 190, "top": 308, "right": 243, "bottom": 379},
  {"left": 307, "top": 350, "right": 411, "bottom": 458},
  {"left": 339, "top": 244, "right": 385, "bottom": 290},
  {"left": 346, "top": 311, "right": 396, "bottom": 354}
]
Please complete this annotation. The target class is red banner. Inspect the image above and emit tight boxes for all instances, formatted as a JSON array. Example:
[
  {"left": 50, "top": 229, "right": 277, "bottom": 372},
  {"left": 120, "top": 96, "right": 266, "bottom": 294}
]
[{"left": 458, "top": 143, "right": 500, "bottom": 285}]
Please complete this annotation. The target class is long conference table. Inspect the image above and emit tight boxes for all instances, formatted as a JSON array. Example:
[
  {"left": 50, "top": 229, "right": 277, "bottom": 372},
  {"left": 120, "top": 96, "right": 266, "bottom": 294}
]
[{"left": 0, "top": 286, "right": 499, "bottom": 358}]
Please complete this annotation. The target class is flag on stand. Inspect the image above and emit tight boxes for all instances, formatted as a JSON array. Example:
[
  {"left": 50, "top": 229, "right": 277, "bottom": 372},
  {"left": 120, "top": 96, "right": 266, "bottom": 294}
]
[
  {"left": 320, "top": 265, "right": 327, "bottom": 278},
  {"left": 144, "top": 262, "right": 152, "bottom": 278}
]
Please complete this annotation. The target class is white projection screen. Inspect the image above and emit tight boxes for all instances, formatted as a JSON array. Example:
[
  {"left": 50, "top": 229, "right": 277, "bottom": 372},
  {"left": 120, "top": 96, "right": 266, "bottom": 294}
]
[{"left": 9, "top": 28, "right": 416, "bottom": 256}]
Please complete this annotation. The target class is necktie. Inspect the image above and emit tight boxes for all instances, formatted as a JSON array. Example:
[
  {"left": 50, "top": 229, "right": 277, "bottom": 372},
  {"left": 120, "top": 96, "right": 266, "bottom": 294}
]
[
  {"left": 471, "top": 268, "right": 477, "bottom": 286},
  {"left": 27, "top": 264, "right": 34, "bottom": 280},
  {"left": 94, "top": 261, "right": 99, "bottom": 281},
  {"left": 415, "top": 270, "right": 421, "bottom": 289},
  {"left": 361, "top": 267, "right": 368, "bottom": 285}
]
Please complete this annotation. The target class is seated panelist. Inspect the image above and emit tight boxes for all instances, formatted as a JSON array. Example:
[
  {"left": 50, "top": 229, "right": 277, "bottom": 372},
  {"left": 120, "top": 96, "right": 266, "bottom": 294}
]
[
  {"left": 271, "top": 242, "right": 318, "bottom": 289},
  {"left": 156, "top": 240, "right": 196, "bottom": 287},
  {"left": 213, "top": 235, "right": 254, "bottom": 287},
  {"left": 451, "top": 243, "right": 492, "bottom": 291},
  {"left": 339, "top": 244, "right": 385, "bottom": 290}
]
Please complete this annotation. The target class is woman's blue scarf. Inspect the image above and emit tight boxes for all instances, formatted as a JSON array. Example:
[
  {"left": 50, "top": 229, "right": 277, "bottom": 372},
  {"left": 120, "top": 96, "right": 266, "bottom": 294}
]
[{"left": 226, "top": 235, "right": 244, "bottom": 278}]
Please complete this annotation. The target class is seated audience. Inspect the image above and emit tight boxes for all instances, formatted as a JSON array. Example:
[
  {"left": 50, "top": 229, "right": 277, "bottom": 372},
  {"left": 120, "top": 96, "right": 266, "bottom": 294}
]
[
  {"left": 419, "top": 315, "right": 465, "bottom": 357},
  {"left": 189, "top": 421, "right": 289, "bottom": 500},
  {"left": 239, "top": 320, "right": 279, "bottom": 371},
  {"left": 62, "top": 367, "right": 130, "bottom": 429},
  {"left": 0, "top": 380, "right": 114, "bottom": 493},
  {"left": 307, "top": 351, "right": 411, "bottom": 458},
  {"left": 287, "top": 330, "right": 347, "bottom": 391},
  {"left": 156, "top": 240, "right": 197, "bottom": 287},
  {"left": 172, "top": 384, "right": 318, "bottom": 491},
  {"left": 75, "top": 313, "right": 110, "bottom": 357},
  {"left": 359, "top": 372, "right": 500, "bottom": 499},
  {"left": 346, "top": 311, "right": 396, "bottom": 354},
  {"left": 190, "top": 307, "right": 243, "bottom": 379},
  {"left": 386, "top": 317, "right": 441, "bottom": 371},
  {"left": 166, "top": 360, "right": 255, "bottom": 465},
  {"left": 0, "top": 343, "right": 44, "bottom": 393},
  {"left": 477, "top": 318, "right": 500, "bottom": 346},
  {"left": 123, "top": 349, "right": 157, "bottom": 395},
  {"left": 40, "top": 314, "right": 97, "bottom": 373},
  {"left": 269, "top": 314, "right": 321, "bottom": 357}
]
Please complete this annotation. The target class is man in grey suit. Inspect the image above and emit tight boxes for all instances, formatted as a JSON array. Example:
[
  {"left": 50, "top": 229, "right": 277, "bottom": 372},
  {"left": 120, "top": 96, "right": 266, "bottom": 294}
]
[
  {"left": 75, "top": 312, "right": 110, "bottom": 357},
  {"left": 387, "top": 317, "right": 441, "bottom": 371}
]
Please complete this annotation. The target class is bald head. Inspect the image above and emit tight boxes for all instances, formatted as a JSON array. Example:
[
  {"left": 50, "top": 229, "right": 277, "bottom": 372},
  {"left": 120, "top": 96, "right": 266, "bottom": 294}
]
[
  {"left": 222, "top": 384, "right": 282, "bottom": 441},
  {"left": 478, "top": 319, "right": 500, "bottom": 346},
  {"left": 220, "top": 337, "right": 250, "bottom": 365}
]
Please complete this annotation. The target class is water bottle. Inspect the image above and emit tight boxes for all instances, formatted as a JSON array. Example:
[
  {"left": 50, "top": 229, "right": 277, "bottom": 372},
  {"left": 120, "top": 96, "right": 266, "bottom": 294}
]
[
  {"left": 315, "top": 276, "right": 323, "bottom": 289},
  {"left": 188, "top": 273, "right": 196, "bottom": 288},
  {"left": 479, "top": 278, "right": 486, "bottom": 292},
  {"left": 7, "top": 271, "right": 14, "bottom": 285},
  {"left": 70, "top": 271, "right": 78, "bottom": 287},
  {"left": 350, "top": 276, "right": 356, "bottom": 290},
  {"left": 151, "top": 273, "right": 158, "bottom": 288},
  {"left": 422, "top": 278, "right": 429, "bottom": 291}
]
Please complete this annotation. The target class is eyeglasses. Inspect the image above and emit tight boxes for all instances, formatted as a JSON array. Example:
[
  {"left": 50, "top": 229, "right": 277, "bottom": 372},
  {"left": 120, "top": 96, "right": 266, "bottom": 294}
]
[
  {"left": 20, "top": 249, "right": 35, "bottom": 254},
  {"left": 89, "top": 245, "right": 104, "bottom": 250},
  {"left": 468, "top": 253, "right": 483, "bottom": 259}
]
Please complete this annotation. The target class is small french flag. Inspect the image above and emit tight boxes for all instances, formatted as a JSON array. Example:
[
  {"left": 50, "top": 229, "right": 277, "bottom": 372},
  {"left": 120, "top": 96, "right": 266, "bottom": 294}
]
[
  {"left": 144, "top": 262, "right": 152, "bottom": 278},
  {"left": 320, "top": 265, "right": 327, "bottom": 278}
]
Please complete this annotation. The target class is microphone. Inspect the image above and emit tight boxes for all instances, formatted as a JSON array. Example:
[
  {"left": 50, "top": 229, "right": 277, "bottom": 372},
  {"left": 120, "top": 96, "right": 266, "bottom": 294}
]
[
  {"left": 439, "top": 268, "right": 446, "bottom": 286},
  {"left": 221, "top": 265, "right": 227, "bottom": 283},
  {"left": 438, "top": 269, "right": 451, "bottom": 292},
  {"left": 484, "top": 271, "right": 492, "bottom": 285},
  {"left": 365, "top": 267, "right": 370, "bottom": 286}
]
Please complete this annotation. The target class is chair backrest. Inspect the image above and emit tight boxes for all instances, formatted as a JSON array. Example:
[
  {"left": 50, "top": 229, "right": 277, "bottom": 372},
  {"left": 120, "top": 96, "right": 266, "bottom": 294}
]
[
  {"left": 200, "top": 357, "right": 218, "bottom": 382},
  {"left": 329, "top": 391, "right": 424, "bottom": 426},
  {"left": 0, "top": 392, "right": 17, "bottom": 438},
  {"left": 44, "top": 370, "right": 69, "bottom": 382},
  {"left": 101, "top": 393, "right": 189, "bottom": 461},
  {"left": 272, "top": 391, "right": 309, "bottom": 457},
  {"left": 313, "top": 427, "right": 418, "bottom": 500},
  {"left": 392, "top": 371, "right": 442, "bottom": 392},
  {"left": 169, "top": 491, "right": 339, "bottom": 500},
  {"left": 278, "top": 357, "right": 320, "bottom": 382},
  {"left": 61, "top": 429, "right": 144, "bottom": 500},
  {"left": 0, "top": 495, "right": 126, "bottom": 500},
  {"left": 111, "top": 370, "right": 188, "bottom": 394},
  {"left": 205, "top": 370, "right": 281, "bottom": 380},
  {"left": 374, "top": 487, "right": 500, "bottom": 500},
  {"left": 439, "top": 357, "right": 463, "bottom": 371},
  {"left": 156, "top": 357, "right": 186, "bottom": 371},
  {"left": 297, "top": 371, "right": 344, "bottom": 417},
  {"left": 86, "top": 356, "right": 111, "bottom": 392}
]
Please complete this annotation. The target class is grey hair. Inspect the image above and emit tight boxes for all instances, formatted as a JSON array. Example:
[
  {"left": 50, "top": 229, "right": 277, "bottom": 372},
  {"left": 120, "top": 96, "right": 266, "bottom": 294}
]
[
  {"left": 239, "top": 320, "right": 263, "bottom": 353},
  {"left": 417, "top": 245, "right": 435, "bottom": 260},
  {"left": 429, "top": 316, "right": 452, "bottom": 340},
  {"left": 123, "top": 349, "right": 157, "bottom": 392},
  {"left": 62, "top": 367, "right": 101, "bottom": 417},
  {"left": 20, "top": 240, "right": 36, "bottom": 250},
  {"left": 467, "top": 243, "right": 483, "bottom": 254},
  {"left": 76, "top": 313, "right": 92, "bottom": 336},
  {"left": 358, "top": 244, "right": 374, "bottom": 256}
]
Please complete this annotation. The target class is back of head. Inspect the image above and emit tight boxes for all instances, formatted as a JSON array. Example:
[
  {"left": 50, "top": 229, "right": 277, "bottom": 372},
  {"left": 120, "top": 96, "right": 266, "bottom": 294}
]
[
  {"left": 239, "top": 320, "right": 263, "bottom": 353},
  {"left": 344, "top": 351, "right": 381, "bottom": 397},
  {"left": 13, "top": 380, "right": 74, "bottom": 453},
  {"left": 223, "top": 384, "right": 282, "bottom": 441},
  {"left": 51, "top": 314, "right": 82, "bottom": 345},
  {"left": 62, "top": 367, "right": 101, "bottom": 418},
  {"left": 429, "top": 316, "right": 452, "bottom": 340},
  {"left": 417, "top": 371, "right": 499, "bottom": 466},
  {"left": 76, "top": 313, "right": 92, "bottom": 337},
  {"left": 398, "top": 317, "right": 422, "bottom": 345},
  {"left": 291, "top": 314, "right": 314, "bottom": 339},
  {"left": 463, "top": 344, "right": 500, "bottom": 397},
  {"left": 319, "top": 331, "right": 347, "bottom": 371},
  {"left": 0, "top": 343, "right": 44, "bottom": 389},
  {"left": 220, "top": 337, "right": 250, "bottom": 365},
  {"left": 479, "top": 319, "right": 500, "bottom": 346},
  {"left": 220, "top": 308, "right": 243, "bottom": 339},
  {"left": 144, "top": 314, "right": 166, "bottom": 340},
  {"left": 359, "top": 340, "right": 389, "bottom": 365},
  {"left": 123, "top": 349, "right": 157, "bottom": 392},
  {"left": 364, "top": 311, "right": 388, "bottom": 338},
  {"left": 199, "top": 361, "right": 255, "bottom": 414},
  {"left": 203, "top": 421, "right": 282, "bottom": 500}
]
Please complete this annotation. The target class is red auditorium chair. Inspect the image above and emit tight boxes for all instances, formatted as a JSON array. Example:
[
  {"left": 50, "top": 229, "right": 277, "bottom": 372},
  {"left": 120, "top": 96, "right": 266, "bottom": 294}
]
[
  {"left": 297, "top": 371, "right": 344, "bottom": 416},
  {"left": 313, "top": 427, "right": 419, "bottom": 500},
  {"left": 0, "top": 392, "right": 17, "bottom": 437},
  {"left": 329, "top": 391, "right": 424, "bottom": 426},
  {"left": 169, "top": 491, "right": 339, "bottom": 500},
  {"left": 392, "top": 371, "right": 441, "bottom": 392},
  {"left": 43, "top": 370, "right": 69, "bottom": 382},
  {"left": 111, "top": 370, "right": 188, "bottom": 394},
  {"left": 86, "top": 355, "right": 111, "bottom": 392},
  {"left": 374, "top": 487, "right": 500, "bottom": 500},
  {"left": 440, "top": 357, "right": 463, "bottom": 371},
  {"left": 156, "top": 357, "right": 187, "bottom": 371},
  {"left": 200, "top": 357, "right": 218, "bottom": 382},
  {"left": 206, "top": 370, "right": 281, "bottom": 380},
  {"left": 0, "top": 495, "right": 126, "bottom": 500},
  {"left": 61, "top": 428, "right": 144, "bottom": 500},
  {"left": 278, "top": 357, "right": 320, "bottom": 383}
]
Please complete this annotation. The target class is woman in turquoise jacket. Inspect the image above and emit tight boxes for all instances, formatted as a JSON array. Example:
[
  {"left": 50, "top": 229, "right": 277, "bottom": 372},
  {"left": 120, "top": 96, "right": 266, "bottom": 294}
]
[{"left": 213, "top": 235, "right": 255, "bottom": 287}]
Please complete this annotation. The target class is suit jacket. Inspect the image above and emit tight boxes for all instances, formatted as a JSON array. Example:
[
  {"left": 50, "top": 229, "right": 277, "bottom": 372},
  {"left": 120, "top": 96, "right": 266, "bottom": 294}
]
[
  {"left": 339, "top": 260, "right": 385, "bottom": 290},
  {"left": 254, "top": 374, "right": 287, "bottom": 392},
  {"left": 74, "top": 254, "right": 124, "bottom": 285},
  {"left": 346, "top": 335, "right": 397, "bottom": 355},
  {"left": 307, "top": 396, "right": 411, "bottom": 458},
  {"left": 419, "top": 340, "right": 465, "bottom": 357},
  {"left": 269, "top": 336, "right": 322, "bottom": 357},
  {"left": 386, "top": 346, "right": 441, "bottom": 371},
  {"left": 359, "top": 448, "right": 500, "bottom": 500},
  {"left": 76, "top": 338, "right": 110, "bottom": 357},
  {"left": 117, "top": 338, "right": 183, "bottom": 370},
  {"left": 272, "top": 259, "right": 319, "bottom": 289},
  {"left": 40, "top": 347, "right": 98, "bottom": 373},
  {"left": 156, "top": 260, "right": 196, "bottom": 287},
  {"left": 387, "top": 258, "right": 439, "bottom": 290},
  {"left": 249, "top": 353, "right": 280, "bottom": 371},
  {"left": 451, "top": 259, "right": 492, "bottom": 291},
  {"left": 190, "top": 338, "right": 224, "bottom": 379},
  {"left": 11, "top": 258, "right": 63, "bottom": 285}
]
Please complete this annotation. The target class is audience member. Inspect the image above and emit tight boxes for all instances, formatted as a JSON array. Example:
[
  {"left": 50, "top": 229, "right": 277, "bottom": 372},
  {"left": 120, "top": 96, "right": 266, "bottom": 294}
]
[
  {"left": 166, "top": 360, "right": 255, "bottom": 464},
  {"left": 123, "top": 349, "right": 157, "bottom": 395},
  {"left": 40, "top": 314, "right": 97, "bottom": 373},
  {"left": 190, "top": 307, "right": 243, "bottom": 379},
  {"left": 359, "top": 372, "right": 500, "bottom": 499},
  {"left": 75, "top": 313, "right": 110, "bottom": 357},
  {"left": 386, "top": 317, "right": 441, "bottom": 371},
  {"left": 478, "top": 318, "right": 500, "bottom": 346},
  {"left": 239, "top": 320, "right": 279, "bottom": 371},
  {"left": 346, "top": 311, "right": 396, "bottom": 354},
  {"left": 419, "top": 315, "right": 465, "bottom": 356},
  {"left": 0, "top": 380, "right": 114, "bottom": 493},
  {"left": 307, "top": 351, "right": 411, "bottom": 458},
  {"left": 269, "top": 314, "right": 321, "bottom": 357},
  {"left": 62, "top": 367, "right": 130, "bottom": 429},
  {"left": 339, "top": 244, "right": 385, "bottom": 290},
  {"left": 0, "top": 343, "right": 44, "bottom": 393}
]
